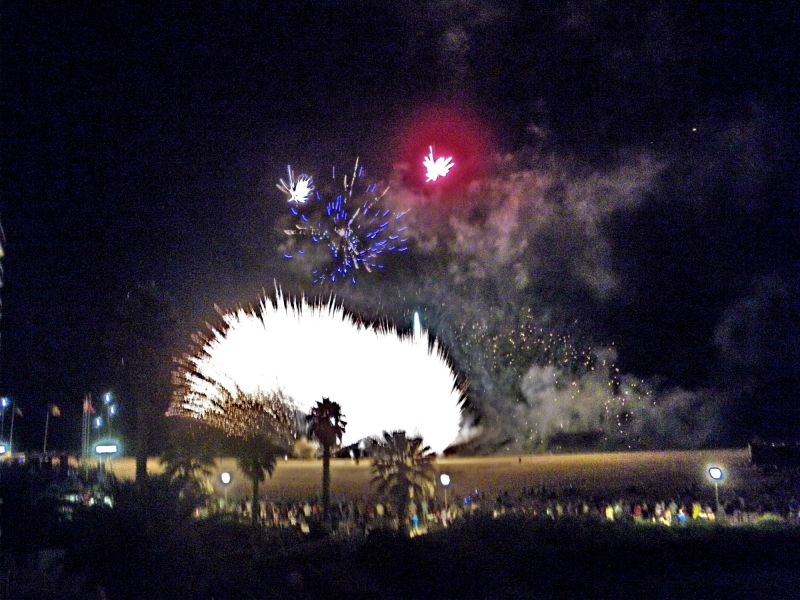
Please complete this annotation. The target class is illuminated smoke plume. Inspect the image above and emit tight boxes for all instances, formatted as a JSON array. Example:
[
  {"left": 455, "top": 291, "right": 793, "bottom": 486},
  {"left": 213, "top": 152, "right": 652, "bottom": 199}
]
[
  {"left": 279, "top": 159, "right": 409, "bottom": 285},
  {"left": 278, "top": 148, "right": 735, "bottom": 450},
  {"left": 454, "top": 312, "right": 654, "bottom": 451},
  {"left": 356, "top": 152, "right": 667, "bottom": 450},
  {"left": 334, "top": 150, "right": 722, "bottom": 450},
  {"left": 170, "top": 290, "right": 464, "bottom": 453}
]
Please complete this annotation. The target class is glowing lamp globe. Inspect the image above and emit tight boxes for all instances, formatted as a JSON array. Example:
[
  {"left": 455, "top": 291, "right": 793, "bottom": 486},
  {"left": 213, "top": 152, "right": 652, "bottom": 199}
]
[
  {"left": 440, "top": 473, "right": 451, "bottom": 487},
  {"left": 708, "top": 466, "right": 725, "bottom": 482},
  {"left": 220, "top": 472, "right": 232, "bottom": 485}
]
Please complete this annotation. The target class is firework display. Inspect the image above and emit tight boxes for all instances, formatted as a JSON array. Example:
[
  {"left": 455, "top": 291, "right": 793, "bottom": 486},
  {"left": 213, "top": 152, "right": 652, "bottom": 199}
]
[
  {"left": 454, "top": 308, "right": 653, "bottom": 450},
  {"left": 280, "top": 159, "right": 409, "bottom": 285},
  {"left": 170, "top": 290, "right": 464, "bottom": 453}
]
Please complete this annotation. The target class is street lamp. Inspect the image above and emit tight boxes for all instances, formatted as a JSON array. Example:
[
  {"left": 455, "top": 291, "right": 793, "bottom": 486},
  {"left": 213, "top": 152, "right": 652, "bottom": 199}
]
[
  {"left": 220, "top": 471, "right": 232, "bottom": 506},
  {"left": 707, "top": 466, "right": 725, "bottom": 518},
  {"left": 0, "top": 397, "right": 8, "bottom": 439},
  {"left": 440, "top": 473, "right": 451, "bottom": 525},
  {"left": 103, "top": 393, "right": 115, "bottom": 437}
]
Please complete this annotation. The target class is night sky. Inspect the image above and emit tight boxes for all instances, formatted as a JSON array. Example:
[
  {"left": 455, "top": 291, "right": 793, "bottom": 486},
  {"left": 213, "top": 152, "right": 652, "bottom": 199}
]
[{"left": 2, "top": 2, "right": 799, "bottom": 451}]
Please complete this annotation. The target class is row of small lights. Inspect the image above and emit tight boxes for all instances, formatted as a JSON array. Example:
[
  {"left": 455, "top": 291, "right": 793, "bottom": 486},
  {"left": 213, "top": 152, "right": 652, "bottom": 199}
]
[{"left": 214, "top": 467, "right": 725, "bottom": 517}]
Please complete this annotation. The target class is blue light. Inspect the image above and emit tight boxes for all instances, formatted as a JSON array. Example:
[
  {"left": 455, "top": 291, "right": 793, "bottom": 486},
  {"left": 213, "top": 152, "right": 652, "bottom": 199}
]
[{"left": 1, "top": 397, "right": 9, "bottom": 408}]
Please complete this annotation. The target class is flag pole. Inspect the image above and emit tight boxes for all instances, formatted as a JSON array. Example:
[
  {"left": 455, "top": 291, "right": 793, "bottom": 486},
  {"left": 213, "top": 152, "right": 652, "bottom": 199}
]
[
  {"left": 42, "top": 407, "right": 50, "bottom": 456},
  {"left": 9, "top": 403, "right": 15, "bottom": 452},
  {"left": 81, "top": 395, "right": 87, "bottom": 463}
]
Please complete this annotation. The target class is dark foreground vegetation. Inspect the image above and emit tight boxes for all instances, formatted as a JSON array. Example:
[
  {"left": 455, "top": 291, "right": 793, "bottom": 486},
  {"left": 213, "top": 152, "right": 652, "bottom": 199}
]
[{"left": 2, "top": 471, "right": 799, "bottom": 600}]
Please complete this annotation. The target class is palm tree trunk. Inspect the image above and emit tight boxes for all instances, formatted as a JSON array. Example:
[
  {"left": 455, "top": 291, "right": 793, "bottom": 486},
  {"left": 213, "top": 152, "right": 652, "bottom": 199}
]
[
  {"left": 251, "top": 477, "right": 259, "bottom": 526},
  {"left": 322, "top": 444, "right": 331, "bottom": 520},
  {"left": 252, "top": 477, "right": 259, "bottom": 526},
  {"left": 135, "top": 403, "right": 148, "bottom": 482},
  {"left": 397, "top": 492, "right": 409, "bottom": 537}
]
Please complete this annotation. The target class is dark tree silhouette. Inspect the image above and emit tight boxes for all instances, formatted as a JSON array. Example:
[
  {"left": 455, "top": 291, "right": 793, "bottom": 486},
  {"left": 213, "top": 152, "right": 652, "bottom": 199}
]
[
  {"left": 371, "top": 431, "right": 436, "bottom": 535},
  {"left": 159, "top": 423, "right": 217, "bottom": 508},
  {"left": 114, "top": 281, "right": 179, "bottom": 481},
  {"left": 307, "top": 398, "right": 346, "bottom": 520},
  {"left": 234, "top": 434, "right": 282, "bottom": 526}
]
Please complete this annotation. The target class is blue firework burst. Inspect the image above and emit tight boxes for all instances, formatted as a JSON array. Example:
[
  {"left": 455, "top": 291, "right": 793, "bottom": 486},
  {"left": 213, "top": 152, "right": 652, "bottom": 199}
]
[{"left": 280, "top": 159, "right": 409, "bottom": 284}]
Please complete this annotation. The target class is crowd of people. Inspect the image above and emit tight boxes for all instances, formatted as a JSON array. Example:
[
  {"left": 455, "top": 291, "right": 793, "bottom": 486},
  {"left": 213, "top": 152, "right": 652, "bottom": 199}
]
[
  {"left": 5, "top": 454, "right": 799, "bottom": 537},
  {"left": 204, "top": 480, "right": 800, "bottom": 536}
]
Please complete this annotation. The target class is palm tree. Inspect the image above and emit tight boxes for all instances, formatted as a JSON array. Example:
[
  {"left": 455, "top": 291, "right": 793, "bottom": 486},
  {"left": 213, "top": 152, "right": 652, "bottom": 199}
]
[
  {"left": 371, "top": 430, "right": 436, "bottom": 535},
  {"left": 307, "top": 398, "right": 346, "bottom": 520},
  {"left": 114, "top": 281, "right": 179, "bottom": 482},
  {"left": 159, "top": 440, "right": 216, "bottom": 507},
  {"left": 234, "top": 434, "right": 282, "bottom": 526}
]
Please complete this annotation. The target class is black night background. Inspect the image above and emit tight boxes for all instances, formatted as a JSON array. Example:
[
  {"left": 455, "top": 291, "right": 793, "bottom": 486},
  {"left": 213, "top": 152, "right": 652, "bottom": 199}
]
[
  {"left": 1, "top": 3, "right": 800, "bottom": 598},
  {"left": 3, "top": 2, "right": 798, "bottom": 451}
]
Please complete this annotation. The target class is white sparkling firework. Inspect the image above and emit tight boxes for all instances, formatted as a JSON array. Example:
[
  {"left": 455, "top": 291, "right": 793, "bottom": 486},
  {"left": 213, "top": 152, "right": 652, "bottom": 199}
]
[
  {"left": 277, "top": 166, "right": 314, "bottom": 204},
  {"left": 172, "top": 291, "right": 464, "bottom": 453},
  {"left": 423, "top": 146, "right": 455, "bottom": 182}
]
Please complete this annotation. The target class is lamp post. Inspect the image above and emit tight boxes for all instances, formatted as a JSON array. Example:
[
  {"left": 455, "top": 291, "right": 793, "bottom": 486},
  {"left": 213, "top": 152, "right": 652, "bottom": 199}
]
[
  {"left": 707, "top": 466, "right": 725, "bottom": 519},
  {"left": 440, "top": 473, "right": 451, "bottom": 526},
  {"left": 0, "top": 397, "right": 9, "bottom": 439},
  {"left": 103, "top": 392, "right": 114, "bottom": 437},
  {"left": 220, "top": 471, "right": 232, "bottom": 507},
  {"left": 8, "top": 400, "right": 17, "bottom": 455}
]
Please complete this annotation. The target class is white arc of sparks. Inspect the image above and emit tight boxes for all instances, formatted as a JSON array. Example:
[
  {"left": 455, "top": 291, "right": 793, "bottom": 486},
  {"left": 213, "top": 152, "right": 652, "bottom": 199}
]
[
  {"left": 423, "top": 146, "right": 455, "bottom": 182},
  {"left": 172, "top": 290, "right": 465, "bottom": 453}
]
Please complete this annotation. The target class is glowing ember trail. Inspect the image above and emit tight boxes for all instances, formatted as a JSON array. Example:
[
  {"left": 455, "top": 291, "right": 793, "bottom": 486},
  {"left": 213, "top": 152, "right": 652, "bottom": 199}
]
[
  {"left": 423, "top": 146, "right": 455, "bottom": 182},
  {"left": 171, "top": 291, "right": 465, "bottom": 453}
]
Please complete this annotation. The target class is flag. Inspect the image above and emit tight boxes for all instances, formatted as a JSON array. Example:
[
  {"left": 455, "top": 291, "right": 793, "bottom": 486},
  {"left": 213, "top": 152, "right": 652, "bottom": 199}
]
[
  {"left": 50, "top": 405, "right": 61, "bottom": 417},
  {"left": 83, "top": 398, "right": 96, "bottom": 415}
]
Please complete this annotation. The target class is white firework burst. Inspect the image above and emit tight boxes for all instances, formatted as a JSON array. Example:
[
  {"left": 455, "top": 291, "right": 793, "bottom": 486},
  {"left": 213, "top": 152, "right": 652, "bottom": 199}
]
[
  {"left": 277, "top": 166, "right": 314, "bottom": 204},
  {"left": 423, "top": 146, "right": 455, "bottom": 182},
  {"left": 171, "top": 290, "right": 465, "bottom": 453}
]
